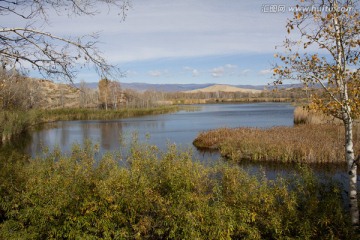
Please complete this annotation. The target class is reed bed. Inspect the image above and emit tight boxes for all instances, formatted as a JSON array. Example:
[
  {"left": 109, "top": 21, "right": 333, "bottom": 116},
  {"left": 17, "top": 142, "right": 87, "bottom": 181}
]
[
  {"left": 0, "top": 110, "right": 39, "bottom": 144},
  {"left": 293, "top": 106, "right": 342, "bottom": 125},
  {"left": 0, "top": 106, "right": 179, "bottom": 145},
  {"left": 37, "top": 105, "right": 179, "bottom": 122},
  {"left": 193, "top": 124, "right": 359, "bottom": 164}
]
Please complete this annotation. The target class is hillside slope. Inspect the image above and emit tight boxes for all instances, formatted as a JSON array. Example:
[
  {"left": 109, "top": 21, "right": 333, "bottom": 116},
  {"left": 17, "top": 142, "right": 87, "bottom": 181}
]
[{"left": 185, "top": 84, "right": 262, "bottom": 93}]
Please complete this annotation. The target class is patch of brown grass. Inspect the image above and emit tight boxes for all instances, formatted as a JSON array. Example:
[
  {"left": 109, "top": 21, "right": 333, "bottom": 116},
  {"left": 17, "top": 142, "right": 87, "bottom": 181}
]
[
  {"left": 193, "top": 124, "right": 359, "bottom": 164},
  {"left": 293, "top": 106, "right": 341, "bottom": 125}
]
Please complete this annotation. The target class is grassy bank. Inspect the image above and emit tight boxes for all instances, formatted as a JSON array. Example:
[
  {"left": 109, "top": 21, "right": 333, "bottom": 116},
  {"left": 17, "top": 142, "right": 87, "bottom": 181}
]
[
  {"left": 173, "top": 97, "right": 291, "bottom": 105},
  {"left": 193, "top": 124, "right": 359, "bottom": 164},
  {"left": 36, "top": 105, "right": 180, "bottom": 122},
  {"left": 0, "top": 110, "right": 40, "bottom": 144},
  {"left": 0, "top": 143, "right": 355, "bottom": 239},
  {"left": 0, "top": 106, "right": 179, "bottom": 145}
]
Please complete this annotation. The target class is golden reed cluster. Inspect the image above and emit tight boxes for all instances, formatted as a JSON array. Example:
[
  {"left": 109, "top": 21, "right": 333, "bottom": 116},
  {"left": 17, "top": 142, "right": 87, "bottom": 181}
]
[{"left": 194, "top": 108, "right": 359, "bottom": 164}]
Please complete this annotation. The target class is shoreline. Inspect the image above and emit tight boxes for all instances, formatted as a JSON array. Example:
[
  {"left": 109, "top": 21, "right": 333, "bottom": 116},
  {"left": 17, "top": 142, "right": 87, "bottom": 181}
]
[{"left": 0, "top": 105, "right": 180, "bottom": 146}]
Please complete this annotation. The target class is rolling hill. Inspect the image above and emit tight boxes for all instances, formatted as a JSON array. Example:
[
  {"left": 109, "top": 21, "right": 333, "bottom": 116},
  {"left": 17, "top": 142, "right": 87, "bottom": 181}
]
[{"left": 185, "top": 84, "right": 263, "bottom": 93}]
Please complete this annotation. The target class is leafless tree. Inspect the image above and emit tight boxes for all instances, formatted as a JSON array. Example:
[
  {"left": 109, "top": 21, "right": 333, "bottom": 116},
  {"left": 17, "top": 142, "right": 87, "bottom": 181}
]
[
  {"left": 0, "top": 0, "right": 131, "bottom": 82},
  {"left": 0, "top": 68, "right": 42, "bottom": 109}
]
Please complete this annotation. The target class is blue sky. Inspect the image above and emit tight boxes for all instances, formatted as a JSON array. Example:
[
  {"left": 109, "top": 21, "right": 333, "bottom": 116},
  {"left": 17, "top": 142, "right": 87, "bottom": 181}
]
[{"left": 5, "top": 0, "right": 300, "bottom": 85}]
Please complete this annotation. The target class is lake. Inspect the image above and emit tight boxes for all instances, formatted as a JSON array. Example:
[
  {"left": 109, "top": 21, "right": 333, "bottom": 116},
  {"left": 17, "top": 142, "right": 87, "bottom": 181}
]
[
  {"left": 26, "top": 103, "right": 295, "bottom": 160},
  {"left": 25, "top": 102, "right": 352, "bottom": 188}
]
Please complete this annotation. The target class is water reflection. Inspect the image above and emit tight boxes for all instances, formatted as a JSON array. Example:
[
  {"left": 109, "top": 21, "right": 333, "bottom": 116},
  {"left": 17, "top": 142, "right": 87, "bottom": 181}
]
[
  {"left": 26, "top": 103, "right": 295, "bottom": 160},
  {"left": 25, "top": 103, "right": 359, "bottom": 191}
]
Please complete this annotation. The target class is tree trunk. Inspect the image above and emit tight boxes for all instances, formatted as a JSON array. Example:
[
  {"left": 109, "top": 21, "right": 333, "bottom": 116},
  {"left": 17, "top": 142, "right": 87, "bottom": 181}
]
[
  {"left": 331, "top": 0, "right": 359, "bottom": 228},
  {"left": 345, "top": 116, "right": 359, "bottom": 228}
]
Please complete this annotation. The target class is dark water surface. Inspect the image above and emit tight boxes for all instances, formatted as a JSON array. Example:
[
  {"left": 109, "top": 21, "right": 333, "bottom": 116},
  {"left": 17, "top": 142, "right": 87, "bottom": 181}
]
[{"left": 26, "top": 103, "right": 295, "bottom": 160}]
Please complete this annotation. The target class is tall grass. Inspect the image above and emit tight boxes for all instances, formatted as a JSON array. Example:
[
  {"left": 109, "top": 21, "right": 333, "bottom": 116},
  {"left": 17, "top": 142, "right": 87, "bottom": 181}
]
[
  {"left": 193, "top": 124, "right": 359, "bottom": 164},
  {"left": 0, "top": 143, "right": 355, "bottom": 239},
  {"left": 36, "top": 106, "right": 180, "bottom": 122},
  {"left": 0, "top": 110, "right": 39, "bottom": 144},
  {"left": 293, "top": 106, "right": 341, "bottom": 125},
  {"left": 0, "top": 106, "right": 179, "bottom": 145}
]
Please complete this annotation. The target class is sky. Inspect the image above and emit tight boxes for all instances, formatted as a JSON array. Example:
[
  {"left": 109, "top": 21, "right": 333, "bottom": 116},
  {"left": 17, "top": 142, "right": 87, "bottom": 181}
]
[{"left": 5, "top": 0, "right": 301, "bottom": 85}]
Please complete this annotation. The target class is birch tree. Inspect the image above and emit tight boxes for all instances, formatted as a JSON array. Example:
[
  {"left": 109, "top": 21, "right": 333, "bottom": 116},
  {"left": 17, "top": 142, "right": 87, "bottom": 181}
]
[
  {"left": 0, "top": 0, "right": 131, "bottom": 82},
  {"left": 274, "top": 0, "right": 360, "bottom": 227}
]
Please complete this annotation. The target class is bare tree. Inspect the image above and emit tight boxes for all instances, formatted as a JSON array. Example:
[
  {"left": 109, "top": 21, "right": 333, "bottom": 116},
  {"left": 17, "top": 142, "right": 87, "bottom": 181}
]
[
  {"left": 0, "top": 68, "right": 42, "bottom": 109},
  {"left": 79, "top": 80, "right": 88, "bottom": 108},
  {"left": 274, "top": 0, "right": 360, "bottom": 227},
  {"left": 109, "top": 80, "right": 122, "bottom": 109},
  {"left": 0, "top": 0, "right": 131, "bottom": 82}
]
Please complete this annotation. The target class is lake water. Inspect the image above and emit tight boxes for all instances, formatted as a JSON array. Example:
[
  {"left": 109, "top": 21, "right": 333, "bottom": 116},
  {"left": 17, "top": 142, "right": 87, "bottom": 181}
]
[
  {"left": 26, "top": 103, "right": 295, "bottom": 160},
  {"left": 25, "top": 102, "right": 352, "bottom": 189}
]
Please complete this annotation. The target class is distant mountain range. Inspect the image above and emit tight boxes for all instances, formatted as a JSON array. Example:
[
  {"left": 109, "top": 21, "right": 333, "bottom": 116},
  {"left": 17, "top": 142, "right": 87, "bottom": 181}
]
[{"left": 80, "top": 82, "right": 304, "bottom": 92}]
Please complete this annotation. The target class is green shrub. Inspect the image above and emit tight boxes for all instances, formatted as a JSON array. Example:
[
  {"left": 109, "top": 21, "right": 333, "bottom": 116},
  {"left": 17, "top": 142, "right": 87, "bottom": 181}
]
[{"left": 0, "top": 143, "right": 355, "bottom": 239}]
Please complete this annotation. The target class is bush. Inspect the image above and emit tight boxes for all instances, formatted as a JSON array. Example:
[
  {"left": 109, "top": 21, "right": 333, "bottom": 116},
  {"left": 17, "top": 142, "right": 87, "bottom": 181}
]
[{"left": 0, "top": 143, "right": 355, "bottom": 239}]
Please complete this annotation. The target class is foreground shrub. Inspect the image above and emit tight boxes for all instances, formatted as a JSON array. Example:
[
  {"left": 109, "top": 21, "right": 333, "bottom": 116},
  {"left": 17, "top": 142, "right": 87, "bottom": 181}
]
[{"left": 0, "top": 143, "right": 355, "bottom": 239}]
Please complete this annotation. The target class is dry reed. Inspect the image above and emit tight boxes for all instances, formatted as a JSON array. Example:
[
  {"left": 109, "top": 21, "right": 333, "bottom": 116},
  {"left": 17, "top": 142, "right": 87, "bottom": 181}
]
[
  {"left": 193, "top": 124, "right": 359, "bottom": 164},
  {"left": 293, "top": 106, "right": 341, "bottom": 125}
]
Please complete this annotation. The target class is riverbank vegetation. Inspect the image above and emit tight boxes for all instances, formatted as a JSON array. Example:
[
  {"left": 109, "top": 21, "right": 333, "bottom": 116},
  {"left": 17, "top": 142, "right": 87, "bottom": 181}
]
[
  {"left": 293, "top": 106, "right": 342, "bottom": 125},
  {"left": 0, "top": 106, "right": 179, "bottom": 146},
  {"left": 0, "top": 143, "right": 355, "bottom": 239},
  {"left": 193, "top": 124, "right": 358, "bottom": 164},
  {"left": 165, "top": 87, "right": 314, "bottom": 105},
  {"left": 193, "top": 107, "right": 359, "bottom": 164}
]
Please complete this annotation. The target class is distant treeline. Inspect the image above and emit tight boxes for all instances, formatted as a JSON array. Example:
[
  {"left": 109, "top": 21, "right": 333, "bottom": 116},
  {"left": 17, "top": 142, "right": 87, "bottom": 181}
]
[
  {"left": 1, "top": 68, "right": 320, "bottom": 111},
  {"left": 163, "top": 87, "right": 318, "bottom": 104}
]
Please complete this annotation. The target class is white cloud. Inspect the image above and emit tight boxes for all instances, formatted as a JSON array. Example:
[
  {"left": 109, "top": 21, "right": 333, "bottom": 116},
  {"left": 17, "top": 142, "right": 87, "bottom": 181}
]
[
  {"left": 184, "top": 66, "right": 200, "bottom": 77},
  {"left": 240, "top": 69, "right": 251, "bottom": 76},
  {"left": 259, "top": 69, "right": 273, "bottom": 75},
  {"left": 148, "top": 69, "right": 170, "bottom": 78},
  {"left": 20, "top": 0, "right": 294, "bottom": 63},
  {"left": 3, "top": 0, "right": 300, "bottom": 84},
  {"left": 192, "top": 69, "right": 200, "bottom": 77},
  {"left": 148, "top": 70, "right": 162, "bottom": 77},
  {"left": 126, "top": 70, "right": 138, "bottom": 76},
  {"left": 211, "top": 67, "right": 225, "bottom": 78},
  {"left": 210, "top": 64, "right": 240, "bottom": 78},
  {"left": 225, "top": 64, "right": 238, "bottom": 69}
]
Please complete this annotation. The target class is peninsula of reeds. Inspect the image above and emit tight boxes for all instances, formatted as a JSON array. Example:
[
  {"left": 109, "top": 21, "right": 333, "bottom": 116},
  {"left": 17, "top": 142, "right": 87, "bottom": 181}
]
[{"left": 193, "top": 107, "right": 359, "bottom": 164}]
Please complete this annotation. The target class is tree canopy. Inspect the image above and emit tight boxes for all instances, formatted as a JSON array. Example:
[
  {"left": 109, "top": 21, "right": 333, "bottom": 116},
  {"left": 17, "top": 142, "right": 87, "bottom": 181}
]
[{"left": 274, "top": 0, "right": 360, "bottom": 119}]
